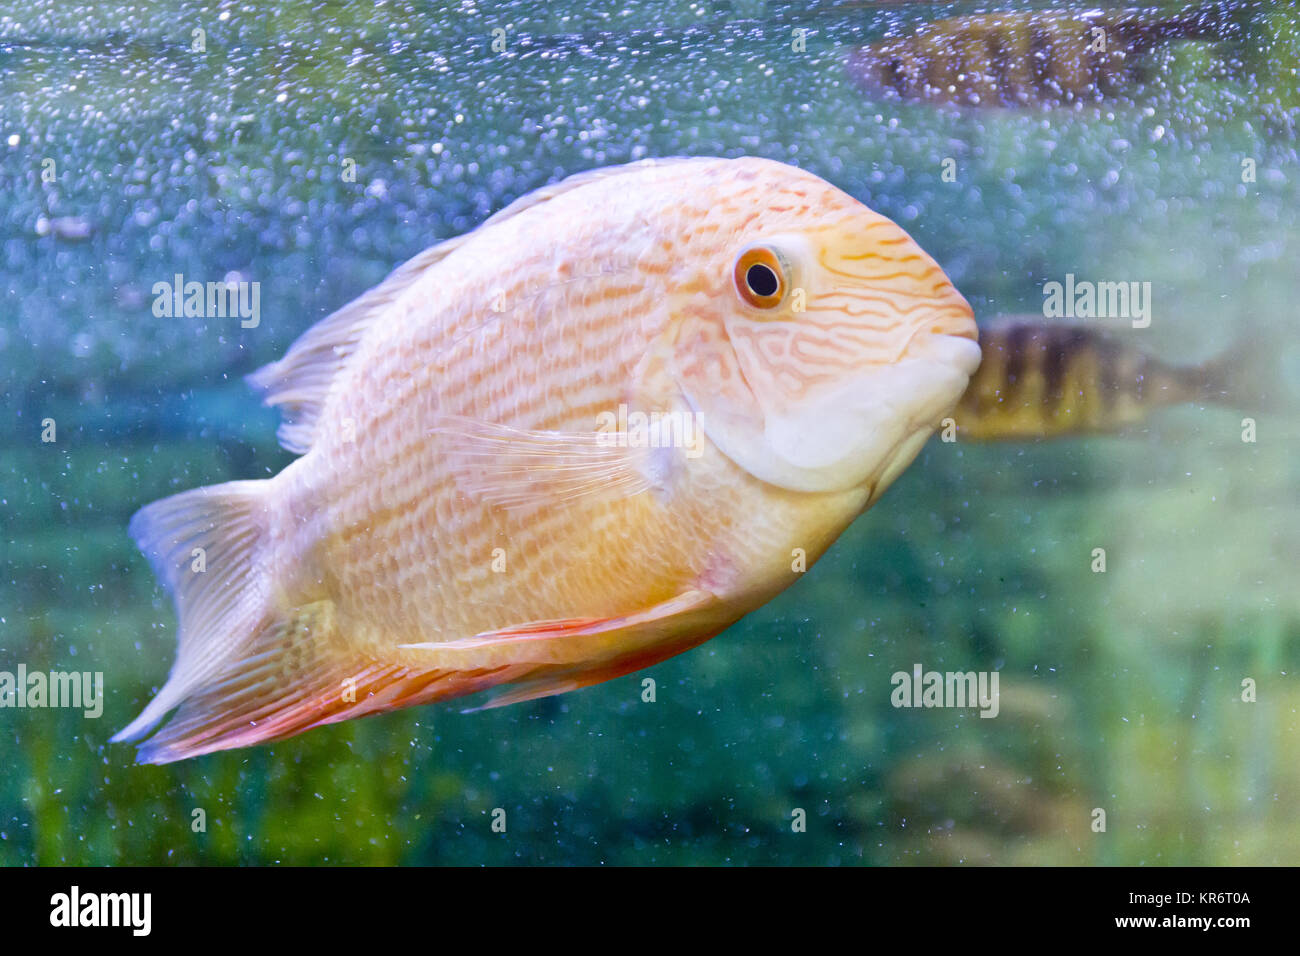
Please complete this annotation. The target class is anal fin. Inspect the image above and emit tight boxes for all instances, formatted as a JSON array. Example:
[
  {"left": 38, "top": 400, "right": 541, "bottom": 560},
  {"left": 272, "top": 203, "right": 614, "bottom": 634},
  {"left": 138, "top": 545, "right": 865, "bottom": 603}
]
[{"left": 399, "top": 588, "right": 726, "bottom": 711}]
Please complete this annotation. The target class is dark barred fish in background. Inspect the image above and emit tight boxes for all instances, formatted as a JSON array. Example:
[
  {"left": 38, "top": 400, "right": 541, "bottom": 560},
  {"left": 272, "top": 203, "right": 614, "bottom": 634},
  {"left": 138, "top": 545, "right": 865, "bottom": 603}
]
[
  {"left": 953, "top": 317, "right": 1270, "bottom": 441},
  {"left": 847, "top": 5, "right": 1239, "bottom": 108}
]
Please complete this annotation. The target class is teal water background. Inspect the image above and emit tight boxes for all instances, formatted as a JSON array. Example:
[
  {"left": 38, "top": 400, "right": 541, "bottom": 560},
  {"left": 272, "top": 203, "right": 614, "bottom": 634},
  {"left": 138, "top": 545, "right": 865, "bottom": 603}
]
[{"left": 2, "top": 0, "right": 1299, "bottom": 864}]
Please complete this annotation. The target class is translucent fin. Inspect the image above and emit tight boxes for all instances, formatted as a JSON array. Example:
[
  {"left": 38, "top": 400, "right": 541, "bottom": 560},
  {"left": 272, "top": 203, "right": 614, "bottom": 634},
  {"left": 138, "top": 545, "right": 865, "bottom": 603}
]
[
  {"left": 114, "top": 480, "right": 273, "bottom": 744},
  {"left": 434, "top": 416, "right": 657, "bottom": 509},
  {"left": 1194, "top": 333, "right": 1292, "bottom": 414},
  {"left": 246, "top": 241, "right": 457, "bottom": 454}
]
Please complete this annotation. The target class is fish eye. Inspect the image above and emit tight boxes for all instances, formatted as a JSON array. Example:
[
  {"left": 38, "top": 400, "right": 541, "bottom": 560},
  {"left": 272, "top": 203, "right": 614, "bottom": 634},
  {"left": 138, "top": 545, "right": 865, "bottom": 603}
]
[
  {"left": 734, "top": 246, "right": 788, "bottom": 309},
  {"left": 747, "top": 263, "right": 779, "bottom": 297}
]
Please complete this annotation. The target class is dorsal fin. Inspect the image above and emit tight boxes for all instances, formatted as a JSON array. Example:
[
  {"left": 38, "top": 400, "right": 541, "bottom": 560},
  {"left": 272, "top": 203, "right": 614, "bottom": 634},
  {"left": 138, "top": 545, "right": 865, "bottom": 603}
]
[
  {"left": 246, "top": 241, "right": 454, "bottom": 453},
  {"left": 247, "top": 156, "right": 713, "bottom": 455}
]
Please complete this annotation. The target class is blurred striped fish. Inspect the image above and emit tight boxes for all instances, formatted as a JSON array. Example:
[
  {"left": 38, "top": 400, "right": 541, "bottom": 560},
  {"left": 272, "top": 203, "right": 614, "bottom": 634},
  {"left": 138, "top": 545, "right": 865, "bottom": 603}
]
[
  {"left": 953, "top": 317, "right": 1261, "bottom": 440},
  {"left": 848, "top": 6, "right": 1233, "bottom": 108}
]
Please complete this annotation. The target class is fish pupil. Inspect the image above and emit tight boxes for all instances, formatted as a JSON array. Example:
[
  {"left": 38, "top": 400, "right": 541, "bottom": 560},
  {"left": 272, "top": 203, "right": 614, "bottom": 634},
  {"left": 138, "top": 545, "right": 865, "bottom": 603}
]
[{"left": 746, "top": 263, "right": 779, "bottom": 298}]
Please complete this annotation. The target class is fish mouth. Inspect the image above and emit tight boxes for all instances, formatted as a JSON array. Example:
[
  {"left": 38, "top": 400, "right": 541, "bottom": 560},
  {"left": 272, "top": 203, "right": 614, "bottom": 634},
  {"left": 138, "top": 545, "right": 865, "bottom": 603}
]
[
  {"left": 933, "top": 315, "right": 979, "bottom": 342},
  {"left": 900, "top": 315, "right": 983, "bottom": 379},
  {"left": 923, "top": 300, "right": 979, "bottom": 343},
  {"left": 752, "top": 327, "right": 982, "bottom": 494}
]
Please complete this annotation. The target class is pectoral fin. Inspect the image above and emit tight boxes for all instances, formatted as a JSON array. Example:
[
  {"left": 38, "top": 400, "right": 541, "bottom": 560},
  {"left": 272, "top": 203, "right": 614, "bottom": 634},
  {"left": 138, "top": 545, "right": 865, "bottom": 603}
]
[{"left": 434, "top": 415, "right": 657, "bottom": 509}]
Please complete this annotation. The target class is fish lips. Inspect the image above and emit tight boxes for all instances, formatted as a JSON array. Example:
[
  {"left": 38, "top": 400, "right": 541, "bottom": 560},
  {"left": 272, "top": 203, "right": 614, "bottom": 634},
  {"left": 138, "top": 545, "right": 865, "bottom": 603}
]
[{"left": 740, "top": 334, "right": 981, "bottom": 494}]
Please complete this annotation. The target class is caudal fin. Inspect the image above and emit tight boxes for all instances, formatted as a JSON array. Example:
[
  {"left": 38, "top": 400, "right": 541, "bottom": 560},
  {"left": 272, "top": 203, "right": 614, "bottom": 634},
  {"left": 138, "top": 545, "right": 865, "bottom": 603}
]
[
  {"left": 117, "top": 480, "right": 481, "bottom": 762},
  {"left": 1194, "top": 328, "right": 1296, "bottom": 415},
  {"left": 112, "top": 481, "right": 312, "bottom": 757},
  {"left": 115, "top": 482, "right": 272, "bottom": 747}
]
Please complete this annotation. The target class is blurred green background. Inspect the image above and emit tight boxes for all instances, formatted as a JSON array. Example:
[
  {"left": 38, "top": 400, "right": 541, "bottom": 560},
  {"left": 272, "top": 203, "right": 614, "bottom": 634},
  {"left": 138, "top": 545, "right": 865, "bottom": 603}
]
[{"left": 1, "top": 0, "right": 1298, "bottom": 864}]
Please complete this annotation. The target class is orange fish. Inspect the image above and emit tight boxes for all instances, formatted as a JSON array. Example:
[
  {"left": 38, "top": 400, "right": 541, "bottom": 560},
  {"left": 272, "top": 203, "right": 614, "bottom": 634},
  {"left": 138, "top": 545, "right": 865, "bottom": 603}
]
[{"left": 115, "top": 157, "right": 980, "bottom": 762}]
